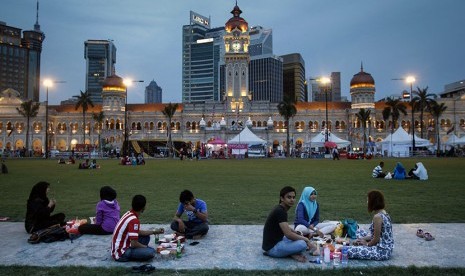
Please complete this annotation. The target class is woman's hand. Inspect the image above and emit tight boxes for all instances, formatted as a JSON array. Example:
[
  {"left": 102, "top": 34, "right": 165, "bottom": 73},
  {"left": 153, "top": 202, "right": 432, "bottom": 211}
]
[
  {"left": 48, "top": 199, "right": 56, "bottom": 208},
  {"left": 353, "top": 239, "right": 368, "bottom": 246}
]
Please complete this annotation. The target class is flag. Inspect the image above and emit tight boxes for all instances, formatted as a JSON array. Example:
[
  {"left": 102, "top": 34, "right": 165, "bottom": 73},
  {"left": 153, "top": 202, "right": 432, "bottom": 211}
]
[{"left": 447, "top": 126, "right": 455, "bottom": 135}]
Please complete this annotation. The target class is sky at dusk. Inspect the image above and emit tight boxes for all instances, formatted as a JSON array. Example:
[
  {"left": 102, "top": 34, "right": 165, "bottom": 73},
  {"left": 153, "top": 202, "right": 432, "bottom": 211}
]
[{"left": 2, "top": 0, "right": 465, "bottom": 105}]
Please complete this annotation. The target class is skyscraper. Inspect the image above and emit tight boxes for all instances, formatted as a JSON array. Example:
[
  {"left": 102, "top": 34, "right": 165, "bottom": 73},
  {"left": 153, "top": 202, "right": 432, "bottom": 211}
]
[
  {"left": 84, "top": 39, "right": 116, "bottom": 104},
  {"left": 182, "top": 11, "right": 225, "bottom": 103},
  {"left": 281, "top": 53, "right": 306, "bottom": 102},
  {"left": 145, "top": 80, "right": 162, "bottom": 103},
  {"left": 0, "top": 2, "right": 45, "bottom": 101}
]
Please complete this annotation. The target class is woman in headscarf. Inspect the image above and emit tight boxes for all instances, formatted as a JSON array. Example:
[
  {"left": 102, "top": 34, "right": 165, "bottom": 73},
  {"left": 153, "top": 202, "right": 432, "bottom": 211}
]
[
  {"left": 392, "top": 162, "right": 406, "bottom": 180},
  {"left": 25, "top": 181, "right": 65, "bottom": 233},
  {"left": 294, "top": 186, "right": 338, "bottom": 237},
  {"left": 408, "top": 162, "right": 428, "bottom": 180}
]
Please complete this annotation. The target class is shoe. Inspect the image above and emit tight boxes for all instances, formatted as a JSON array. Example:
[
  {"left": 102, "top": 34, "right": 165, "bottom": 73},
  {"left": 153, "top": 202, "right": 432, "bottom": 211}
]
[
  {"left": 424, "top": 232, "right": 435, "bottom": 241},
  {"left": 132, "top": 264, "right": 155, "bottom": 273},
  {"left": 416, "top": 229, "right": 424, "bottom": 238}
]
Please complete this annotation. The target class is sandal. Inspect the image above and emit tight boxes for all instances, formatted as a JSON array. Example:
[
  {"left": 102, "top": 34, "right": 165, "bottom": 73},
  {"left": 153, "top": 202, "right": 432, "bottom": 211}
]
[
  {"left": 416, "top": 229, "right": 424, "bottom": 238},
  {"left": 424, "top": 232, "right": 435, "bottom": 241}
]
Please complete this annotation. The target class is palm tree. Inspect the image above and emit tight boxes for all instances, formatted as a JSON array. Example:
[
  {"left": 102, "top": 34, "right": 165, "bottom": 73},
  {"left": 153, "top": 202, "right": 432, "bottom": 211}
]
[
  {"left": 162, "top": 102, "right": 179, "bottom": 157},
  {"left": 92, "top": 111, "right": 105, "bottom": 154},
  {"left": 16, "top": 100, "right": 40, "bottom": 157},
  {"left": 277, "top": 95, "right": 297, "bottom": 157},
  {"left": 74, "top": 90, "right": 94, "bottom": 145},
  {"left": 355, "top": 108, "right": 371, "bottom": 153},
  {"left": 428, "top": 102, "right": 447, "bottom": 156},
  {"left": 382, "top": 97, "right": 407, "bottom": 133},
  {"left": 413, "top": 86, "right": 437, "bottom": 138}
]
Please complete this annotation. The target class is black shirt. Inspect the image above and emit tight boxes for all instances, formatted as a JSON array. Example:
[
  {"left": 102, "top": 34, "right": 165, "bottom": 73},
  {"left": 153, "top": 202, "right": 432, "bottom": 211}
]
[{"left": 262, "top": 204, "right": 288, "bottom": 251}]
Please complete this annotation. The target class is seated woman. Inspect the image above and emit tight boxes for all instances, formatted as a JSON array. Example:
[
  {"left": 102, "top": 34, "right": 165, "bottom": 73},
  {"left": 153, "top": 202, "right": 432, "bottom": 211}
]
[
  {"left": 408, "top": 162, "right": 428, "bottom": 180},
  {"left": 25, "top": 181, "right": 65, "bottom": 233},
  {"left": 347, "top": 190, "right": 394, "bottom": 261},
  {"left": 67, "top": 155, "right": 76, "bottom": 164},
  {"left": 79, "top": 159, "right": 90, "bottom": 169},
  {"left": 392, "top": 162, "right": 406, "bottom": 180},
  {"left": 294, "top": 186, "right": 338, "bottom": 238},
  {"left": 78, "top": 186, "right": 120, "bottom": 235}
]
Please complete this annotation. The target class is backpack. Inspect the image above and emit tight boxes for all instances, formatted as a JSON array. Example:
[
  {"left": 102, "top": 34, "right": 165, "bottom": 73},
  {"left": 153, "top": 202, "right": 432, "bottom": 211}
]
[
  {"left": 342, "top": 218, "right": 358, "bottom": 239},
  {"left": 28, "top": 224, "right": 69, "bottom": 244}
]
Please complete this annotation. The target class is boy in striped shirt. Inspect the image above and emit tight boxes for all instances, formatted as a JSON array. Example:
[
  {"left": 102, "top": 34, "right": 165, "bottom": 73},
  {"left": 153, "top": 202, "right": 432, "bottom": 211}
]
[{"left": 111, "top": 195, "right": 164, "bottom": 261}]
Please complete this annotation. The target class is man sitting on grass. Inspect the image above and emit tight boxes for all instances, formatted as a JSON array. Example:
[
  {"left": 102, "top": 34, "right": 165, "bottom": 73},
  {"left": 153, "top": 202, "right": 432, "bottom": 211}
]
[
  {"left": 372, "top": 161, "right": 386, "bottom": 178},
  {"left": 262, "top": 186, "right": 316, "bottom": 262},
  {"left": 171, "top": 190, "right": 209, "bottom": 239}
]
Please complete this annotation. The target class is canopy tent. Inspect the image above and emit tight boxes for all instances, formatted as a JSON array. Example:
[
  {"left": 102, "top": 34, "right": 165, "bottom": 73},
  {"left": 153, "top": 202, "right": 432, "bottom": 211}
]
[
  {"left": 377, "top": 127, "right": 432, "bottom": 157},
  {"left": 304, "top": 131, "right": 351, "bottom": 148},
  {"left": 207, "top": 137, "right": 226, "bottom": 145},
  {"left": 444, "top": 134, "right": 465, "bottom": 146},
  {"left": 228, "top": 127, "right": 266, "bottom": 157}
]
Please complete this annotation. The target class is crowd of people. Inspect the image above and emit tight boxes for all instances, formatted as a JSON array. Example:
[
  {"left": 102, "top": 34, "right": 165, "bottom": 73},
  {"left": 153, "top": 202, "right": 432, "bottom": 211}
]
[
  {"left": 372, "top": 161, "right": 428, "bottom": 180},
  {"left": 25, "top": 183, "right": 208, "bottom": 262}
]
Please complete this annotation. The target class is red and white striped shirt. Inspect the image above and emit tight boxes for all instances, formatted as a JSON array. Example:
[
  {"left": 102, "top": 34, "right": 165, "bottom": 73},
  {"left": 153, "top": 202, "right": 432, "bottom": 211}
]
[{"left": 111, "top": 210, "right": 140, "bottom": 260}]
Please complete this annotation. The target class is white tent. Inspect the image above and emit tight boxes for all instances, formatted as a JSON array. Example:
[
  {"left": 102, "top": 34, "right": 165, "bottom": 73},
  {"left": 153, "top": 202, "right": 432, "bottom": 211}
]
[
  {"left": 444, "top": 134, "right": 465, "bottom": 146},
  {"left": 304, "top": 131, "right": 351, "bottom": 148},
  {"left": 378, "top": 127, "right": 432, "bottom": 157},
  {"left": 228, "top": 127, "right": 266, "bottom": 156}
]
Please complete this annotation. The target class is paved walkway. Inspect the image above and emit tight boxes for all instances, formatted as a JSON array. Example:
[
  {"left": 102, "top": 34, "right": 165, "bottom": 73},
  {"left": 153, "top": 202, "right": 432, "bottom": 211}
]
[{"left": 0, "top": 222, "right": 463, "bottom": 270}]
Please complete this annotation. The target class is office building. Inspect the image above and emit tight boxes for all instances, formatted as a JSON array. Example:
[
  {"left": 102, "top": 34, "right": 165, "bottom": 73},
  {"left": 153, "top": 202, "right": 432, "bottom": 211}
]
[
  {"left": 281, "top": 53, "right": 306, "bottom": 102},
  {"left": 145, "top": 80, "right": 162, "bottom": 103},
  {"left": 0, "top": 3, "right": 44, "bottom": 102},
  {"left": 182, "top": 11, "right": 225, "bottom": 103},
  {"left": 311, "top": 72, "right": 342, "bottom": 102},
  {"left": 249, "top": 55, "right": 283, "bottom": 102},
  {"left": 84, "top": 39, "right": 116, "bottom": 104}
]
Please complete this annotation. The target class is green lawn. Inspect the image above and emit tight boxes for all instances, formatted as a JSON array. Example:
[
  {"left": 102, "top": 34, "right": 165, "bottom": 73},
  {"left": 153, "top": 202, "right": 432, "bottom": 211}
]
[{"left": 1, "top": 157, "right": 464, "bottom": 224}]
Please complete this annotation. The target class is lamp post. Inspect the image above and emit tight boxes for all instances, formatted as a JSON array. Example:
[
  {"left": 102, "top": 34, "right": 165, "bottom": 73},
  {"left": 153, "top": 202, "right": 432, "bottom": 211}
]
[
  {"left": 320, "top": 77, "right": 331, "bottom": 142},
  {"left": 42, "top": 79, "right": 65, "bottom": 158},
  {"left": 406, "top": 76, "right": 416, "bottom": 155},
  {"left": 123, "top": 79, "right": 144, "bottom": 156}
]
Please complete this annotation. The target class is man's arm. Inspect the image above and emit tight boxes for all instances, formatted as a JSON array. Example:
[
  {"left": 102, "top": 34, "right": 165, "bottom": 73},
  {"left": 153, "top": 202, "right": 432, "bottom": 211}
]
[{"left": 279, "top": 222, "right": 313, "bottom": 249}]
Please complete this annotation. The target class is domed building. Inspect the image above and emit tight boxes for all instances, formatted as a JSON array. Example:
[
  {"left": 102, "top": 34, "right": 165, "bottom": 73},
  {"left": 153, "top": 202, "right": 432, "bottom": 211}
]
[{"left": 350, "top": 63, "right": 375, "bottom": 110}]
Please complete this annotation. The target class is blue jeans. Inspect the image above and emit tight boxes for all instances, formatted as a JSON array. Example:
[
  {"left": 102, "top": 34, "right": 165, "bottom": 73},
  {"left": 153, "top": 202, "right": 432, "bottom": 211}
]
[
  {"left": 117, "top": 235, "right": 155, "bottom": 262},
  {"left": 266, "top": 236, "right": 307, "bottom": 258}
]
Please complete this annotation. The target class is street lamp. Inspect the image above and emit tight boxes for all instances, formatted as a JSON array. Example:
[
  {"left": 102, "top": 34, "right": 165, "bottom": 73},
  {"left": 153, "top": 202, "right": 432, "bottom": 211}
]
[
  {"left": 320, "top": 77, "right": 331, "bottom": 142},
  {"left": 406, "top": 76, "right": 416, "bottom": 154},
  {"left": 123, "top": 79, "right": 144, "bottom": 156},
  {"left": 43, "top": 79, "right": 65, "bottom": 159}
]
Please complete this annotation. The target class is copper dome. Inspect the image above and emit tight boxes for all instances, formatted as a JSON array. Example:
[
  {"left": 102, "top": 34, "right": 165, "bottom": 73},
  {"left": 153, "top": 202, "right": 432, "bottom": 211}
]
[
  {"left": 102, "top": 74, "right": 125, "bottom": 89},
  {"left": 225, "top": 5, "right": 248, "bottom": 33},
  {"left": 350, "top": 64, "right": 375, "bottom": 86}
]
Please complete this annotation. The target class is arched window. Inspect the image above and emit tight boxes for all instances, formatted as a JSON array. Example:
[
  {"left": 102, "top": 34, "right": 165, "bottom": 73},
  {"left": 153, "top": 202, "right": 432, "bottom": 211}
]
[
  {"left": 176, "top": 122, "right": 181, "bottom": 130},
  {"left": 186, "top": 121, "right": 191, "bottom": 130}
]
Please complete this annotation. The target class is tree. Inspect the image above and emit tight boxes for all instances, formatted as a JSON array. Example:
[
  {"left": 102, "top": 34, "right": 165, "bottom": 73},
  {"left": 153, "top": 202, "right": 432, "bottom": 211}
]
[
  {"left": 277, "top": 95, "right": 297, "bottom": 157},
  {"left": 355, "top": 108, "right": 371, "bottom": 153},
  {"left": 16, "top": 100, "right": 40, "bottom": 156},
  {"left": 382, "top": 97, "right": 407, "bottom": 133},
  {"left": 413, "top": 86, "right": 437, "bottom": 138},
  {"left": 74, "top": 90, "right": 94, "bottom": 144},
  {"left": 428, "top": 102, "right": 447, "bottom": 156},
  {"left": 162, "top": 103, "right": 179, "bottom": 157},
  {"left": 92, "top": 111, "right": 105, "bottom": 154}
]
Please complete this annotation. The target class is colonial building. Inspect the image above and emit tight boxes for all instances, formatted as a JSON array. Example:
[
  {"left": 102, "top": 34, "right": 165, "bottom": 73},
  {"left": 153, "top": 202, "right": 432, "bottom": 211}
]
[{"left": 1, "top": 4, "right": 464, "bottom": 156}]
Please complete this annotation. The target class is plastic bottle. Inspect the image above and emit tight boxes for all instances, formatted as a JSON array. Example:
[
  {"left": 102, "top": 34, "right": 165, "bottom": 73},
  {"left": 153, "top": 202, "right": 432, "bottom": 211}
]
[
  {"left": 323, "top": 245, "right": 330, "bottom": 263},
  {"left": 341, "top": 242, "right": 349, "bottom": 265},
  {"left": 176, "top": 239, "right": 182, "bottom": 258},
  {"left": 154, "top": 233, "right": 159, "bottom": 244}
]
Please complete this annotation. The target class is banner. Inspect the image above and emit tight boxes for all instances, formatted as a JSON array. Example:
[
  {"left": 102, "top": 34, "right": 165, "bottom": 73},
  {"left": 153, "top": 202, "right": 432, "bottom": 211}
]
[{"left": 228, "top": 144, "right": 247, "bottom": 149}]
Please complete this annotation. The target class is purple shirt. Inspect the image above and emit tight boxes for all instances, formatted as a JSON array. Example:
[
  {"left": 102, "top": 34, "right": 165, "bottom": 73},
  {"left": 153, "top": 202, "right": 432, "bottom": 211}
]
[{"left": 95, "top": 199, "right": 120, "bottom": 233}]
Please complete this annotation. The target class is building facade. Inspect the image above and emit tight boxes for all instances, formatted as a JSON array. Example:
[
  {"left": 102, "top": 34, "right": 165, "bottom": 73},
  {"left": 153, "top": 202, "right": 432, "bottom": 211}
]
[
  {"left": 0, "top": 6, "right": 44, "bottom": 102},
  {"left": 1, "top": 4, "right": 464, "bottom": 157},
  {"left": 282, "top": 53, "right": 306, "bottom": 102},
  {"left": 145, "top": 80, "right": 162, "bottom": 104},
  {"left": 84, "top": 39, "right": 116, "bottom": 104}
]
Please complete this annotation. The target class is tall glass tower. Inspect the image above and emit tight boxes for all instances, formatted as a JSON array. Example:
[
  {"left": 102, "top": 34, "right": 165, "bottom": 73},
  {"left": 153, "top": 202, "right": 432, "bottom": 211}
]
[
  {"left": 84, "top": 39, "right": 116, "bottom": 104},
  {"left": 182, "top": 11, "right": 225, "bottom": 103}
]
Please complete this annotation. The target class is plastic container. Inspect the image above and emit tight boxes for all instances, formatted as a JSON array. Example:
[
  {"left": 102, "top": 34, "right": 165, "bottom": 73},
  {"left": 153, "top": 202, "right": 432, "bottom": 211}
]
[
  {"left": 341, "top": 242, "right": 349, "bottom": 265},
  {"left": 323, "top": 245, "right": 330, "bottom": 263},
  {"left": 333, "top": 252, "right": 341, "bottom": 266},
  {"left": 176, "top": 239, "right": 182, "bottom": 258}
]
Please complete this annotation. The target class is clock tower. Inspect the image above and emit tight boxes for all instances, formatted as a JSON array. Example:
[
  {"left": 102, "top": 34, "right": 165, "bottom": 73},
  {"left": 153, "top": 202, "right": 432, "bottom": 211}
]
[{"left": 224, "top": 3, "right": 250, "bottom": 112}]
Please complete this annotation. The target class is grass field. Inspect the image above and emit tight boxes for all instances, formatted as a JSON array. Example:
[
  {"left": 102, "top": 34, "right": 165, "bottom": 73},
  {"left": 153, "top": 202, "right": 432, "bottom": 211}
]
[{"left": 1, "top": 157, "right": 465, "bottom": 224}]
